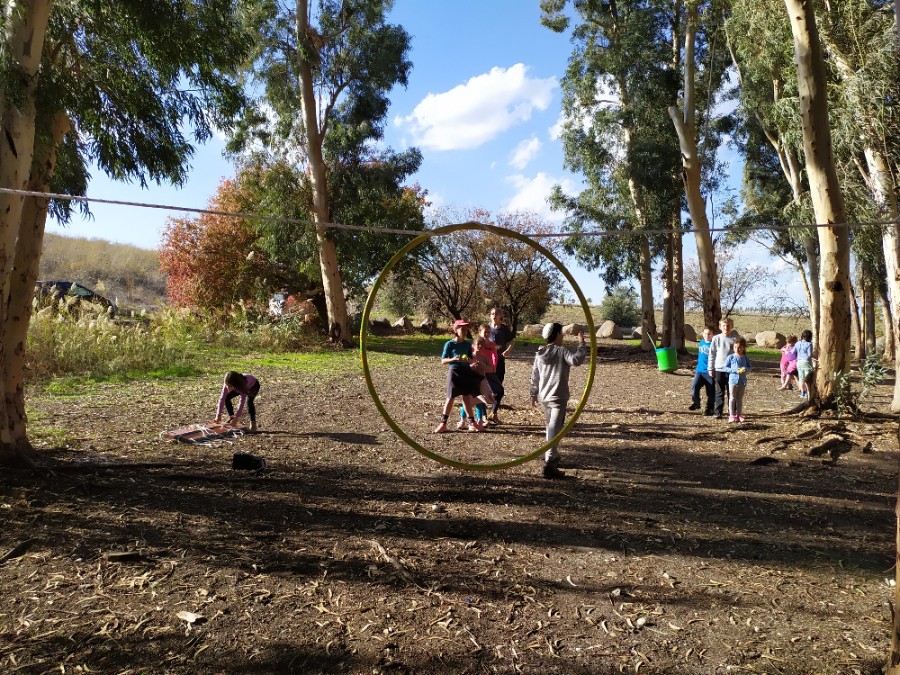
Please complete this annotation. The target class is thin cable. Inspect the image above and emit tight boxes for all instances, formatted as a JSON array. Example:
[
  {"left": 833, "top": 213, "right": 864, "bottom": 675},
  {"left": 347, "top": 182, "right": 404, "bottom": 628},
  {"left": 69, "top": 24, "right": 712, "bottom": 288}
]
[{"left": 0, "top": 185, "right": 897, "bottom": 240}]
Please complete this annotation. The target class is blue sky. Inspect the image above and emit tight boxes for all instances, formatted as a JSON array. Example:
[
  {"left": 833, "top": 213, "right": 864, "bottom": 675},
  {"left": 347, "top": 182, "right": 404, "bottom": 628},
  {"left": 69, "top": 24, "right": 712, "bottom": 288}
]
[{"left": 48, "top": 0, "right": 795, "bottom": 309}]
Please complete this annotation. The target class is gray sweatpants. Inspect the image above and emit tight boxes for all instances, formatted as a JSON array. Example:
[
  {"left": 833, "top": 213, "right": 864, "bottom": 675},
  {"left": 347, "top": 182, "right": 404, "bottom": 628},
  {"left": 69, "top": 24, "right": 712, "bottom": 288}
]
[
  {"left": 728, "top": 383, "right": 746, "bottom": 417},
  {"left": 542, "top": 402, "right": 566, "bottom": 466}
]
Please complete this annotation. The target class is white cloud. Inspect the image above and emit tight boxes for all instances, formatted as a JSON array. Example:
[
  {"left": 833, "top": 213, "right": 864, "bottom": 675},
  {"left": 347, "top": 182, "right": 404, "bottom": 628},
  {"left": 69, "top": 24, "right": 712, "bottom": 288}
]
[
  {"left": 503, "top": 172, "right": 580, "bottom": 223},
  {"left": 509, "top": 136, "right": 542, "bottom": 170},
  {"left": 394, "top": 64, "right": 557, "bottom": 151}
]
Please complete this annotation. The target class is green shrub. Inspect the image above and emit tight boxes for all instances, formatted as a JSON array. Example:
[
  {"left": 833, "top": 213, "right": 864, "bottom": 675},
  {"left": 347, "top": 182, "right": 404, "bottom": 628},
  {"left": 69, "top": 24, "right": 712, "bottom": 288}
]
[{"left": 599, "top": 286, "right": 640, "bottom": 327}]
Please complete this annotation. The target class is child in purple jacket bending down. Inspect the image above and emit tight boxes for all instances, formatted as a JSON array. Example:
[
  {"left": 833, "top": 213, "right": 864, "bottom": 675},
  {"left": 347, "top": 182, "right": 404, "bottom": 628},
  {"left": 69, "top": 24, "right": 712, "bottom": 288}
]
[{"left": 215, "top": 371, "right": 260, "bottom": 432}]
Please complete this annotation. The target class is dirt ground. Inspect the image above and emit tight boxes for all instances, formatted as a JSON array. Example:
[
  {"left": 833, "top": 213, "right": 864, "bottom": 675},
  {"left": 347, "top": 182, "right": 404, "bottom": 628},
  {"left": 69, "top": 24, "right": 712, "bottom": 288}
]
[{"left": 2, "top": 339, "right": 899, "bottom": 674}]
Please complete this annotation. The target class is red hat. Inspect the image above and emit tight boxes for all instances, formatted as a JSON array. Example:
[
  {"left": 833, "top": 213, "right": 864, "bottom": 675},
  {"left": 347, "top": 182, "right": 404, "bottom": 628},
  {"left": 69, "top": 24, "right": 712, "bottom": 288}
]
[{"left": 452, "top": 319, "right": 471, "bottom": 329}]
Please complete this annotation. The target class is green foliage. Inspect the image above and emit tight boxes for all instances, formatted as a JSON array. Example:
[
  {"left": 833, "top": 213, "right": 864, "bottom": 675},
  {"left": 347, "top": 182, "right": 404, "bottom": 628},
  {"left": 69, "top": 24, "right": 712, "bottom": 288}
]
[
  {"left": 39, "top": 0, "right": 253, "bottom": 216},
  {"left": 230, "top": 0, "right": 426, "bottom": 302},
  {"left": 599, "top": 286, "right": 641, "bottom": 327},
  {"left": 833, "top": 353, "right": 888, "bottom": 416}
]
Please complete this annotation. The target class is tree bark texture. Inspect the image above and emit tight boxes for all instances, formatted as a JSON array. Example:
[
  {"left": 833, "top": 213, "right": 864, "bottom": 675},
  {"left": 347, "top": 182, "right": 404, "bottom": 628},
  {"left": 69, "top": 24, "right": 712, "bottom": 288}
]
[
  {"left": 668, "top": 3, "right": 720, "bottom": 330},
  {"left": 784, "top": 0, "right": 851, "bottom": 403},
  {"left": 863, "top": 146, "right": 900, "bottom": 410},
  {"left": 803, "top": 233, "right": 822, "bottom": 346},
  {"left": 661, "top": 239, "right": 673, "bottom": 348},
  {"left": 863, "top": 276, "right": 876, "bottom": 356},
  {"left": 2, "top": 110, "right": 69, "bottom": 462},
  {"left": 889, "top": 422, "right": 900, "bottom": 674},
  {"left": 0, "top": 0, "right": 53, "bottom": 456},
  {"left": 295, "top": 0, "right": 349, "bottom": 344},
  {"left": 672, "top": 224, "right": 686, "bottom": 353},
  {"left": 881, "top": 284, "right": 896, "bottom": 364},
  {"left": 849, "top": 282, "right": 863, "bottom": 360},
  {"left": 638, "top": 235, "right": 657, "bottom": 352}
]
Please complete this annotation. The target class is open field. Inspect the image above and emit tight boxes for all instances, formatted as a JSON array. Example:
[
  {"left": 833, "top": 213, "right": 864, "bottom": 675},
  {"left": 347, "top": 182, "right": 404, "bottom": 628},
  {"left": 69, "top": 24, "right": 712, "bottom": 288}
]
[{"left": 3, "top": 336, "right": 897, "bottom": 674}]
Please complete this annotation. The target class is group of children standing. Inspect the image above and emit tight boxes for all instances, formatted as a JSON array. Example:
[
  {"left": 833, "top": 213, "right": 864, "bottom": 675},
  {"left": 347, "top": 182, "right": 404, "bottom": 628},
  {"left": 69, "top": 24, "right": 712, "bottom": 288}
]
[
  {"left": 691, "top": 319, "right": 815, "bottom": 421},
  {"left": 434, "top": 312, "right": 588, "bottom": 480}
]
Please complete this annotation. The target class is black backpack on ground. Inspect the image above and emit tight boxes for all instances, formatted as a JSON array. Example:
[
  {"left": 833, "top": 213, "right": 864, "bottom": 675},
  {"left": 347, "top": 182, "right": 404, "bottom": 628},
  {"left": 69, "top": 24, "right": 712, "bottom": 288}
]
[{"left": 232, "top": 452, "right": 266, "bottom": 473}]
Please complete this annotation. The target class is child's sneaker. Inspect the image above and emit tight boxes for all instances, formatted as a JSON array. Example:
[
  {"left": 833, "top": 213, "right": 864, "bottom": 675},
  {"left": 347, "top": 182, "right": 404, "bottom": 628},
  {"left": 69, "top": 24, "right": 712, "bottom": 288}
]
[
  {"left": 433, "top": 422, "right": 448, "bottom": 433},
  {"left": 488, "top": 412, "right": 501, "bottom": 425},
  {"left": 800, "top": 392, "right": 808, "bottom": 399},
  {"left": 728, "top": 415, "right": 737, "bottom": 422},
  {"left": 467, "top": 420, "right": 486, "bottom": 432},
  {"left": 456, "top": 418, "right": 469, "bottom": 430},
  {"left": 738, "top": 416, "right": 746, "bottom": 422}
]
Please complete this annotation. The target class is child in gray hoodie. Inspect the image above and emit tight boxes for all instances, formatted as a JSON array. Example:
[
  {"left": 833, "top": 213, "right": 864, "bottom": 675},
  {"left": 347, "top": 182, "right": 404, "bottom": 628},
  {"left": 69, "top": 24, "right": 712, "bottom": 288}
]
[{"left": 530, "top": 322, "right": 589, "bottom": 479}]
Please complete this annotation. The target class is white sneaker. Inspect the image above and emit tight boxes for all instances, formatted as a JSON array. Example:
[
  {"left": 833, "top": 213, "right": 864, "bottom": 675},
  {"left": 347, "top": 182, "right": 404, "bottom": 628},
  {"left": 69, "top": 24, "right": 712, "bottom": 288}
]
[{"left": 456, "top": 419, "right": 469, "bottom": 430}]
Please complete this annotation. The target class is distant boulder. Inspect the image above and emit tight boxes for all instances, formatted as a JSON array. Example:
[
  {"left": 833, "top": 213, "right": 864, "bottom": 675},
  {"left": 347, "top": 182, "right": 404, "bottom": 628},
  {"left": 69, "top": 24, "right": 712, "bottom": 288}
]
[
  {"left": 418, "top": 319, "right": 436, "bottom": 333},
  {"left": 369, "top": 317, "right": 391, "bottom": 328},
  {"left": 522, "top": 324, "right": 543, "bottom": 337},
  {"left": 596, "top": 320, "right": 623, "bottom": 339},
  {"left": 743, "top": 332, "right": 756, "bottom": 345},
  {"left": 683, "top": 324, "right": 697, "bottom": 342},
  {"left": 756, "top": 331, "right": 786, "bottom": 349},
  {"left": 562, "top": 322, "right": 587, "bottom": 336},
  {"left": 392, "top": 316, "right": 412, "bottom": 330}
]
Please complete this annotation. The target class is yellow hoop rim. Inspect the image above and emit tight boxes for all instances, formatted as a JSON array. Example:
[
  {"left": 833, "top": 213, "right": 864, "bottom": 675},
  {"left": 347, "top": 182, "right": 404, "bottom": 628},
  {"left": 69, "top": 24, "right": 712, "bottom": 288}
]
[{"left": 359, "top": 221, "right": 596, "bottom": 471}]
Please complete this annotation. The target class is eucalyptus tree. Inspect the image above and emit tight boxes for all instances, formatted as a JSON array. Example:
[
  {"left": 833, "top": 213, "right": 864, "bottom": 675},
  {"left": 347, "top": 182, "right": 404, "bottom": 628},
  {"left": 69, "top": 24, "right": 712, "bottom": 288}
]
[
  {"left": 668, "top": 0, "right": 733, "bottom": 329},
  {"left": 0, "top": 0, "right": 251, "bottom": 466},
  {"left": 541, "top": 0, "right": 682, "bottom": 351},
  {"left": 781, "top": 0, "right": 852, "bottom": 405},
  {"left": 234, "top": 0, "right": 418, "bottom": 344},
  {"left": 726, "top": 0, "right": 822, "bottom": 343},
  {"left": 815, "top": 0, "right": 900, "bottom": 408}
]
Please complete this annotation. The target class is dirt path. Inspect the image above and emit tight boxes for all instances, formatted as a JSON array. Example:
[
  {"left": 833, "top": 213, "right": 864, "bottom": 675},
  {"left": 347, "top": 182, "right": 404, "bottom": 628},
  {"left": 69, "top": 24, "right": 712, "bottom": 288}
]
[{"left": 2, "top": 341, "right": 897, "bottom": 673}]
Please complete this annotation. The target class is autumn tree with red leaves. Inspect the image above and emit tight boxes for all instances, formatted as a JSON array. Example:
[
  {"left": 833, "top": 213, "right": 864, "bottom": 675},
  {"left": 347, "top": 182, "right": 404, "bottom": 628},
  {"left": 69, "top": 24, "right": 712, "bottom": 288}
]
[{"left": 160, "top": 178, "right": 271, "bottom": 312}]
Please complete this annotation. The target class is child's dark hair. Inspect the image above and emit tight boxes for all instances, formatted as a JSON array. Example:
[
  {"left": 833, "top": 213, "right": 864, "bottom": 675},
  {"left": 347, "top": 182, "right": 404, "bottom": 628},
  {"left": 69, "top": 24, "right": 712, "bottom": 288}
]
[
  {"left": 735, "top": 336, "right": 747, "bottom": 350},
  {"left": 801, "top": 329, "right": 812, "bottom": 341},
  {"left": 225, "top": 371, "right": 245, "bottom": 388},
  {"left": 787, "top": 334, "right": 797, "bottom": 345}
]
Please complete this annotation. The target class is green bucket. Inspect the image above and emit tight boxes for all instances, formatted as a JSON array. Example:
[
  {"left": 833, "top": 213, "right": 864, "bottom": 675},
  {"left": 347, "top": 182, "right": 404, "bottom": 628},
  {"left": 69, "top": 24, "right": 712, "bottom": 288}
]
[{"left": 655, "top": 346, "right": 678, "bottom": 372}]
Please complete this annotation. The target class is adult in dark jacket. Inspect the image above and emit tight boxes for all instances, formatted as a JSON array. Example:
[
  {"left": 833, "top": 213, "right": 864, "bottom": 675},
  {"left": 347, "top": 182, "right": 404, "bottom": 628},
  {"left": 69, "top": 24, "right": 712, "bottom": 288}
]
[{"left": 487, "top": 307, "right": 516, "bottom": 424}]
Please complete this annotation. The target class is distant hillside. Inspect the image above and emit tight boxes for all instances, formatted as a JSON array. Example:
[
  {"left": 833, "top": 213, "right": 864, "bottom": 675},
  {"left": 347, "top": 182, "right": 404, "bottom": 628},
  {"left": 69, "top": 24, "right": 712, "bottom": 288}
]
[{"left": 39, "top": 233, "right": 167, "bottom": 310}]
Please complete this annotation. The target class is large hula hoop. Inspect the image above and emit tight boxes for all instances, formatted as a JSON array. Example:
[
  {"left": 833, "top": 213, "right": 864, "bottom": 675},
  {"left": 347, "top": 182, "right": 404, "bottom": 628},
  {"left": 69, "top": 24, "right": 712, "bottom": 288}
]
[{"left": 360, "top": 221, "right": 596, "bottom": 471}]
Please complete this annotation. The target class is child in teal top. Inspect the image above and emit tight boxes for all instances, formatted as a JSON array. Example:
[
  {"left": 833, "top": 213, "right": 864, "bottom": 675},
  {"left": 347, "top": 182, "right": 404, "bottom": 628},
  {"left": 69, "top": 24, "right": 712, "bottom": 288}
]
[{"left": 723, "top": 337, "right": 751, "bottom": 422}]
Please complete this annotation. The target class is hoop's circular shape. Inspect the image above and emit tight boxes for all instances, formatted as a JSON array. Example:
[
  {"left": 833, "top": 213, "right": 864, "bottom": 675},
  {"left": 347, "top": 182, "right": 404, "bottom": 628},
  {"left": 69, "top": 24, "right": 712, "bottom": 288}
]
[{"left": 360, "top": 221, "right": 596, "bottom": 471}]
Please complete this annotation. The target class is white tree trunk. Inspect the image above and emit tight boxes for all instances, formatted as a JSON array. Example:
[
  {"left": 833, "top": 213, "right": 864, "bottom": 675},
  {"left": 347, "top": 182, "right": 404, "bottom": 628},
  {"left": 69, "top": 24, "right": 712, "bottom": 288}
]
[
  {"left": 295, "top": 0, "right": 349, "bottom": 344},
  {"left": 880, "top": 285, "right": 895, "bottom": 364},
  {"left": 862, "top": 147, "right": 900, "bottom": 410},
  {"left": 0, "top": 0, "right": 52, "bottom": 459},
  {"left": 783, "top": 0, "right": 851, "bottom": 403},
  {"left": 668, "top": 2, "right": 720, "bottom": 329}
]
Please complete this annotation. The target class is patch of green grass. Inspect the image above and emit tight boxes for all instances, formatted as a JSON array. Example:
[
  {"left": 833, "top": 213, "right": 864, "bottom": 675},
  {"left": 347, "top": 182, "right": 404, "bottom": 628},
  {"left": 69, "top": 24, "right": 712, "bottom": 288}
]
[
  {"left": 134, "top": 364, "right": 202, "bottom": 379},
  {"left": 26, "top": 409, "right": 76, "bottom": 446},
  {"left": 365, "top": 333, "right": 449, "bottom": 357},
  {"left": 246, "top": 350, "right": 364, "bottom": 374},
  {"left": 41, "top": 364, "right": 202, "bottom": 396}
]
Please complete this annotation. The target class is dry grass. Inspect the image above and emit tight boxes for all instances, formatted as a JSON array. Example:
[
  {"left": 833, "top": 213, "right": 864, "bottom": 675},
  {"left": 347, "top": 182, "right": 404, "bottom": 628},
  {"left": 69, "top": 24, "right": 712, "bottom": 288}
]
[{"left": 40, "top": 233, "right": 166, "bottom": 310}]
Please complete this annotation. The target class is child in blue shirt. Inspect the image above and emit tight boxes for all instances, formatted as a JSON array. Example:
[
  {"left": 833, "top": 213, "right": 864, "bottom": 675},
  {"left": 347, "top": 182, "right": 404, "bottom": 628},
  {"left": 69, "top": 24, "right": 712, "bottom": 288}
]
[
  {"left": 792, "top": 329, "right": 814, "bottom": 399},
  {"left": 723, "top": 337, "right": 752, "bottom": 422},
  {"left": 689, "top": 327, "right": 714, "bottom": 415}
]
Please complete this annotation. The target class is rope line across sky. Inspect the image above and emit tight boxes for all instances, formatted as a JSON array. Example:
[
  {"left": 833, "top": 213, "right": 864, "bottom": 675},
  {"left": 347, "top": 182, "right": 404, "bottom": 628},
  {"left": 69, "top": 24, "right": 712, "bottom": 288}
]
[{"left": 2, "top": 186, "right": 898, "bottom": 241}]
